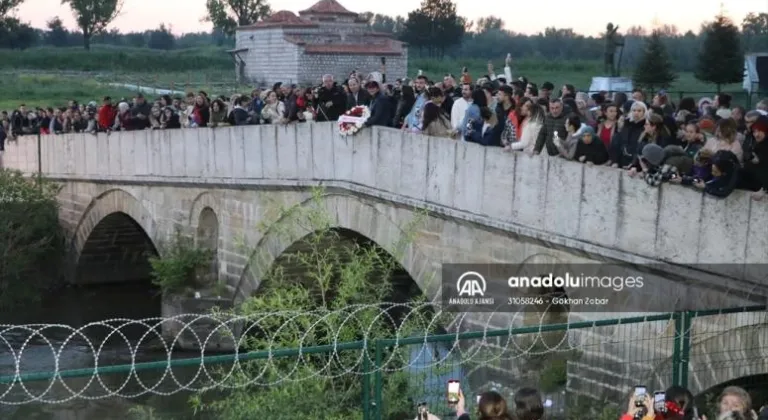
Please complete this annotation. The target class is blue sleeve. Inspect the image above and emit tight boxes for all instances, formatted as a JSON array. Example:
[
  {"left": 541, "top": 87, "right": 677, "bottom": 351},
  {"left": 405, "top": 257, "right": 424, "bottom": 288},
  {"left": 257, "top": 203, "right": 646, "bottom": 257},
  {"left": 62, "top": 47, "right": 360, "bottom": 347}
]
[{"left": 460, "top": 105, "right": 479, "bottom": 137}]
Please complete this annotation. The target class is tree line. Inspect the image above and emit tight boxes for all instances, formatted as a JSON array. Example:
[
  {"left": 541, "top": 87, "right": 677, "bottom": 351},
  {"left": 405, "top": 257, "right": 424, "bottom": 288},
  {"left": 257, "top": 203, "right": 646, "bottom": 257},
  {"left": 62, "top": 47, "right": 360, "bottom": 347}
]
[{"left": 0, "top": 0, "right": 765, "bottom": 74}]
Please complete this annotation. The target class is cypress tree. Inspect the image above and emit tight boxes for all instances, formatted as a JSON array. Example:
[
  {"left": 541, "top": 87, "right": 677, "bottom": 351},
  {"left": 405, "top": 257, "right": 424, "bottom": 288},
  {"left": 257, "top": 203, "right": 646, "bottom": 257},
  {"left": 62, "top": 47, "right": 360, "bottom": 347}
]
[
  {"left": 695, "top": 14, "right": 744, "bottom": 92},
  {"left": 633, "top": 30, "right": 678, "bottom": 92}
]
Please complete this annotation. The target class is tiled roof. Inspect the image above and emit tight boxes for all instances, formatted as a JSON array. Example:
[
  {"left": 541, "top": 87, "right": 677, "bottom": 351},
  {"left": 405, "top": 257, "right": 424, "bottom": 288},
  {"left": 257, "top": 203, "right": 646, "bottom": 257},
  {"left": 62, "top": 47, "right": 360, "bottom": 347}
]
[
  {"left": 240, "top": 10, "right": 317, "bottom": 29},
  {"left": 299, "top": 0, "right": 358, "bottom": 16},
  {"left": 283, "top": 36, "right": 306, "bottom": 45},
  {"left": 303, "top": 44, "right": 402, "bottom": 55}
]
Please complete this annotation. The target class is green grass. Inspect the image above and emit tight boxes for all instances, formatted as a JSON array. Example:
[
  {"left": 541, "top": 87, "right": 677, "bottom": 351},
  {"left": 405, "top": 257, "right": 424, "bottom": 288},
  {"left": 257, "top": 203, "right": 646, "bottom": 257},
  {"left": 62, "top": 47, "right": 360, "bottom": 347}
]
[
  {"left": 0, "top": 45, "right": 231, "bottom": 72},
  {"left": 410, "top": 57, "right": 747, "bottom": 101},
  {"left": 0, "top": 47, "right": 755, "bottom": 110}
]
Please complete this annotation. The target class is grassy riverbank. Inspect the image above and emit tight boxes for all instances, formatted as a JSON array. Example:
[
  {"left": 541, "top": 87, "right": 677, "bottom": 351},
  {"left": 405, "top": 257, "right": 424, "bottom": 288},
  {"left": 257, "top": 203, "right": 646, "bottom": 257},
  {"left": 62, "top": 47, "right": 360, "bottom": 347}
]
[{"left": 0, "top": 46, "right": 747, "bottom": 109}]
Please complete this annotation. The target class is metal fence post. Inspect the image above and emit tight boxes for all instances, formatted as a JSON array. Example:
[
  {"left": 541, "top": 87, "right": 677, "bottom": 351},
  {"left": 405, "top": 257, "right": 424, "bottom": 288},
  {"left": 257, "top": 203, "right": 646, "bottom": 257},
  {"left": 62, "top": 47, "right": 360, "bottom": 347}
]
[
  {"left": 374, "top": 339, "right": 384, "bottom": 420},
  {"left": 679, "top": 311, "right": 693, "bottom": 389},
  {"left": 672, "top": 311, "right": 692, "bottom": 388},
  {"left": 362, "top": 341, "right": 371, "bottom": 420},
  {"left": 672, "top": 311, "right": 683, "bottom": 386}
]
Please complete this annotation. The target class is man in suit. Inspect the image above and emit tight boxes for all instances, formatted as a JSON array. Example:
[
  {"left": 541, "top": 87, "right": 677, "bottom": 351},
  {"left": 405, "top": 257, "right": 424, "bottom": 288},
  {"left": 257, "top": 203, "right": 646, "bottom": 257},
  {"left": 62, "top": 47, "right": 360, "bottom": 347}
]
[
  {"left": 364, "top": 81, "right": 392, "bottom": 128},
  {"left": 346, "top": 77, "right": 371, "bottom": 110}
]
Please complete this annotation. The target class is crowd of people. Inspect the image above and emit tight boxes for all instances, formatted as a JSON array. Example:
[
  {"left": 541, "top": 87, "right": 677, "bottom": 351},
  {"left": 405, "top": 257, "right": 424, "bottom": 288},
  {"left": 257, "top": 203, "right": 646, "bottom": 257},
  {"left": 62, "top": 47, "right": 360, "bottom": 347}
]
[
  {"left": 418, "top": 384, "right": 767, "bottom": 420},
  {"left": 0, "top": 55, "right": 767, "bottom": 199}
]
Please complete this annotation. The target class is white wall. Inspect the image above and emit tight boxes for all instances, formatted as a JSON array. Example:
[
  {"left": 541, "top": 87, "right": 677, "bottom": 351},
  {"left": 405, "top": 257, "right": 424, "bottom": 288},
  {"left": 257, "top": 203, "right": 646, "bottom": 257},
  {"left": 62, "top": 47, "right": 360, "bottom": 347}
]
[
  {"left": 4, "top": 124, "right": 768, "bottom": 287},
  {"left": 236, "top": 28, "right": 300, "bottom": 85}
]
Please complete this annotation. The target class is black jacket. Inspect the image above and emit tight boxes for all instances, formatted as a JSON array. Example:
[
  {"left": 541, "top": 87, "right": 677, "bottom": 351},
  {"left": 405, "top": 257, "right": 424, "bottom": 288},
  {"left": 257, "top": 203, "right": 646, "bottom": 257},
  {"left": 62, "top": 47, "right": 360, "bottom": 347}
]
[
  {"left": 610, "top": 119, "right": 645, "bottom": 168},
  {"left": 346, "top": 89, "right": 371, "bottom": 110},
  {"left": 316, "top": 84, "right": 346, "bottom": 122},
  {"left": 232, "top": 107, "right": 250, "bottom": 126},
  {"left": 365, "top": 92, "right": 392, "bottom": 128}
]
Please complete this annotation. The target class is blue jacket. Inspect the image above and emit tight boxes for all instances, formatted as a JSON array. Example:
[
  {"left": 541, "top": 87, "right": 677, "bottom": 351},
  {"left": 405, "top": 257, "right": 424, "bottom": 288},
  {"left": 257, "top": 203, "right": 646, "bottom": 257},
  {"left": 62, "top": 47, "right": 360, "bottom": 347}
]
[
  {"left": 405, "top": 92, "right": 427, "bottom": 129},
  {"left": 460, "top": 104, "right": 481, "bottom": 139},
  {"left": 365, "top": 92, "right": 392, "bottom": 127}
]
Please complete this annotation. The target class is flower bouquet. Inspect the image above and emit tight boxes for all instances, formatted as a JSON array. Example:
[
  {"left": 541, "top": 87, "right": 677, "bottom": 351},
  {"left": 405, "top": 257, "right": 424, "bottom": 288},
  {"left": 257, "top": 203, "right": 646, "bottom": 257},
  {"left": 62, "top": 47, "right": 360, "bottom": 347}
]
[{"left": 338, "top": 105, "right": 371, "bottom": 136}]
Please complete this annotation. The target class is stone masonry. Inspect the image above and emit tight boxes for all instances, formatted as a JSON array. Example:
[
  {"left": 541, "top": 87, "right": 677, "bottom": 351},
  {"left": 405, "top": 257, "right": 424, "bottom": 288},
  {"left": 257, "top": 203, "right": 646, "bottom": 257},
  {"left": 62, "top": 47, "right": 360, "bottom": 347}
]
[
  {"left": 233, "top": 0, "right": 407, "bottom": 86},
  {"left": 3, "top": 123, "right": 768, "bottom": 401}
]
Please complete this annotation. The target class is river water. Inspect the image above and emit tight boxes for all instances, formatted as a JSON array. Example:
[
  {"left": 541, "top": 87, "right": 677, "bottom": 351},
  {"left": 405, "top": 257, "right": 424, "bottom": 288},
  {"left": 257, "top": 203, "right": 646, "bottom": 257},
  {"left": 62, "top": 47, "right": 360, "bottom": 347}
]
[
  {"left": 0, "top": 282, "right": 201, "bottom": 420},
  {"left": 0, "top": 282, "right": 464, "bottom": 420}
]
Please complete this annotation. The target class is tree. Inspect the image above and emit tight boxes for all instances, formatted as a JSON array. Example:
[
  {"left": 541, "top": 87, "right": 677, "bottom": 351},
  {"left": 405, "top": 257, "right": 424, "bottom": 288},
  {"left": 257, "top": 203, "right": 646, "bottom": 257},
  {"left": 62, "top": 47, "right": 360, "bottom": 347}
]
[
  {"left": 204, "top": 0, "right": 271, "bottom": 37},
  {"left": 0, "top": 170, "right": 64, "bottom": 313},
  {"left": 742, "top": 12, "right": 768, "bottom": 51},
  {"left": 45, "top": 17, "right": 69, "bottom": 47},
  {"left": 695, "top": 14, "right": 744, "bottom": 92},
  {"left": 475, "top": 16, "right": 503, "bottom": 33},
  {"left": 401, "top": 0, "right": 465, "bottom": 58},
  {"left": 147, "top": 23, "right": 175, "bottom": 50},
  {"left": 633, "top": 30, "right": 677, "bottom": 91},
  {"left": 189, "top": 190, "right": 445, "bottom": 419},
  {"left": 0, "top": 0, "right": 23, "bottom": 18},
  {"left": 0, "top": 18, "right": 36, "bottom": 49},
  {"left": 62, "top": 0, "right": 123, "bottom": 50}
]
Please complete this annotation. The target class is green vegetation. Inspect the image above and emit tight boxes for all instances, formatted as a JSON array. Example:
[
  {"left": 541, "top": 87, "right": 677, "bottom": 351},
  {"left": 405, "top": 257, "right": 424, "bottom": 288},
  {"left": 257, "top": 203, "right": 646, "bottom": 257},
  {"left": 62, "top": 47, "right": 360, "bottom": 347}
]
[
  {"left": 0, "top": 170, "right": 64, "bottom": 312},
  {"left": 185, "top": 189, "right": 443, "bottom": 419},
  {"left": 148, "top": 231, "right": 215, "bottom": 296},
  {"left": 0, "top": 45, "right": 231, "bottom": 72},
  {"left": 0, "top": 49, "right": 748, "bottom": 112},
  {"left": 696, "top": 14, "right": 745, "bottom": 92},
  {"left": 633, "top": 31, "right": 678, "bottom": 92}
]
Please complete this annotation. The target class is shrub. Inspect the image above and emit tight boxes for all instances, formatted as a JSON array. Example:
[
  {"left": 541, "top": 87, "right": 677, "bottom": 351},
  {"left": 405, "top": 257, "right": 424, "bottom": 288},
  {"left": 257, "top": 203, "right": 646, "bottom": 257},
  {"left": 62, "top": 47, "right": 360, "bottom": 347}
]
[
  {"left": 190, "top": 189, "right": 443, "bottom": 419},
  {"left": 149, "top": 231, "right": 215, "bottom": 296},
  {"left": 0, "top": 170, "right": 64, "bottom": 311}
]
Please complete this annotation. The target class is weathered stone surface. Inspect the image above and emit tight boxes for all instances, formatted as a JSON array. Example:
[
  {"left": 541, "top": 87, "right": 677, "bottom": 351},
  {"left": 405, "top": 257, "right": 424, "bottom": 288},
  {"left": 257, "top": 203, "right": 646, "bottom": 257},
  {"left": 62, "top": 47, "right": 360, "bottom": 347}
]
[{"left": 4, "top": 123, "right": 768, "bottom": 399}]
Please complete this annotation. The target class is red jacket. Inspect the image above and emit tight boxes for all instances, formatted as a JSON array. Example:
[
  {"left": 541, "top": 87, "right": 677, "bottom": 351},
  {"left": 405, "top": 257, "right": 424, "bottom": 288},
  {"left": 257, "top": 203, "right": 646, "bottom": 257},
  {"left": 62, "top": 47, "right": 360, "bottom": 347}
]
[{"left": 98, "top": 105, "right": 117, "bottom": 130}]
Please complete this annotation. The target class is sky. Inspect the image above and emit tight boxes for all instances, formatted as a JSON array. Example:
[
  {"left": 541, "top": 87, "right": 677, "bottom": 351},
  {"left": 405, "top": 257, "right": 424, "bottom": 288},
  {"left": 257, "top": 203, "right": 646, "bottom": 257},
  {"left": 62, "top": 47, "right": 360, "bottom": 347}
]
[{"left": 14, "top": 0, "right": 767, "bottom": 37}]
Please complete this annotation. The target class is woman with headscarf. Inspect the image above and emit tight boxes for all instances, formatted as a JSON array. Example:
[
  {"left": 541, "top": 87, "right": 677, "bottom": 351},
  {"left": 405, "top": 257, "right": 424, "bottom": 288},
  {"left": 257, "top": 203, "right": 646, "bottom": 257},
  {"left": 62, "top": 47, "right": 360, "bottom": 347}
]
[
  {"left": 573, "top": 126, "right": 609, "bottom": 165},
  {"left": 610, "top": 100, "right": 647, "bottom": 168}
]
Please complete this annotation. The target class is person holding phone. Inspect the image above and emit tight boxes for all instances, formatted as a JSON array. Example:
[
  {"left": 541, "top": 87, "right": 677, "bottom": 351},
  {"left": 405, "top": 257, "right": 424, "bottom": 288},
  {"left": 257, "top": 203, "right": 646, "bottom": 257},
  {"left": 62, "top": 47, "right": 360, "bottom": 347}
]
[
  {"left": 620, "top": 391, "right": 655, "bottom": 420},
  {"left": 453, "top": 389, "right": 514, "bottom": 420}
]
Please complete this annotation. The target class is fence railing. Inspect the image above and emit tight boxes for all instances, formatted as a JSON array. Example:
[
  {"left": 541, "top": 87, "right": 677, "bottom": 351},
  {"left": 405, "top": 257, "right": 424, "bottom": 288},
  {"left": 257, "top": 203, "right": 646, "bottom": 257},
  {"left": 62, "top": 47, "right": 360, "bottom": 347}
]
[{"left": 0, "top": 305, "right": 766, "bottom": 419}]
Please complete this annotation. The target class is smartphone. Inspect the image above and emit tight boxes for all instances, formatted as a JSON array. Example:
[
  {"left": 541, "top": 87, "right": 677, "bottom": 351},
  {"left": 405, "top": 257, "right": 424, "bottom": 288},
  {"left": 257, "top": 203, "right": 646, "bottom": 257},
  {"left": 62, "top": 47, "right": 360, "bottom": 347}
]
[
  {"left": 417, "top": 402, "right": 427, "bottom": 414},
  {"left": 476, "top": 395, "right": 481, "bottom": 404},
  {"left": 381, "top": 56, "right": 386, "bottom": 65},
  {"left": 447, "top": 380, "right": 460, "bottom": 403},
  {"left": 654, "top": 391, "right": 665, "bottom": 412},
  {"left": 634, "top": 385, "right": 647, "bottom": 407}
]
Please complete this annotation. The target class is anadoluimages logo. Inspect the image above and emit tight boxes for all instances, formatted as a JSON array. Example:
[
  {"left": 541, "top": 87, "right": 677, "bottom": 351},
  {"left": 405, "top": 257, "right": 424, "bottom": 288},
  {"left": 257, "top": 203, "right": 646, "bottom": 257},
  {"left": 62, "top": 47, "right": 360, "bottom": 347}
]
[{"left": 456, "top": 271, "right": 486, "bottom": 297}]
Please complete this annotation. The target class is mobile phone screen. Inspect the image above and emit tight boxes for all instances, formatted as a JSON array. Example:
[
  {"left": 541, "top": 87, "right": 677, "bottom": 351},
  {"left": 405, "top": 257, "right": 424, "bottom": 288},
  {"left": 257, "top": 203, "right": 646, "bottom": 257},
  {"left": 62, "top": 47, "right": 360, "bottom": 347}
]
[
  {"left": 654, "top": 392, "right": 665, "bottom": 410},
  {"left": 447, "top": 380, "right": 460, "bottom": 402},
  {"left": 476, "top": 395, "right": 481, "bottom": 404},
  {"left": 634, "top": 386, "right": 646, "bottom": 397}
]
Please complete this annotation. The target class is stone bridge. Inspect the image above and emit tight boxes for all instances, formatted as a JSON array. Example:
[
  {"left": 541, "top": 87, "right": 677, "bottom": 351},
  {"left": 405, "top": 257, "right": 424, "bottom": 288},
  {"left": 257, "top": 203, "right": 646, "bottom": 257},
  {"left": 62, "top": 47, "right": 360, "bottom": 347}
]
[{"left": 3, "top": 123, "right": 768, "bottom": 401}]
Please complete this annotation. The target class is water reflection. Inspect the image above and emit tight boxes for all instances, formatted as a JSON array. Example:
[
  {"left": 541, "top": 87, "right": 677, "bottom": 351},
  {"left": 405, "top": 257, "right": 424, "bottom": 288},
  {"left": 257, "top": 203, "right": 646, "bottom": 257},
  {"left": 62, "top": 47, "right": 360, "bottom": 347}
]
[{"left": 0, "top": 282, "right": 202, "bottom": 419}]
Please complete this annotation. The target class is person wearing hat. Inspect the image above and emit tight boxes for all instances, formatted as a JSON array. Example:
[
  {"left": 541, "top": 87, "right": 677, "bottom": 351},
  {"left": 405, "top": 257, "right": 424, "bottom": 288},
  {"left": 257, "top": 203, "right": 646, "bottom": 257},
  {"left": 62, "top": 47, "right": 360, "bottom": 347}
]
[
  {"left": 573, "top": 125, "right": 609, "bottom": 165},
  {"left": 678, "top": 149, "right": 740, "bottom": 198},
  {"left": 363, "top": 80, "right": 393, "bottom": 128},
  {"left": 740, "top": 117, "right": 768, "bottom": 200}
]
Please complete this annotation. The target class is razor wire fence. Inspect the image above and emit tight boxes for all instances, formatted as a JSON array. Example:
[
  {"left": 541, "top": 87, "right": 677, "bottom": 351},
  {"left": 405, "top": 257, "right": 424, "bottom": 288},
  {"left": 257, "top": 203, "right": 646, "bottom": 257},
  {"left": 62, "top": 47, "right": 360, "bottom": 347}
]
[{"left": 0, "top": 304, "right": 766, "bottom": 420}]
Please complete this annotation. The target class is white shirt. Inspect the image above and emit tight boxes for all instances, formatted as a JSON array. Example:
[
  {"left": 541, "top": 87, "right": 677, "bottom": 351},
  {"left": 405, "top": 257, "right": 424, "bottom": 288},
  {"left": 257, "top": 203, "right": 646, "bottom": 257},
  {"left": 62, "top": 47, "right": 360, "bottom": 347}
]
[{"left": 451, "top": 98, "right": 470, "bottom": 131}]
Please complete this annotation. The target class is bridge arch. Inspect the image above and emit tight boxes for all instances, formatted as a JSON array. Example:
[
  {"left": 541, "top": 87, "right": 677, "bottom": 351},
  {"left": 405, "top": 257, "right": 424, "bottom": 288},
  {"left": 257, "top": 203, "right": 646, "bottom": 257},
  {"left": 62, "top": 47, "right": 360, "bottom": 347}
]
[
  {"left": 635, "top": 316, "right": 768, "bottom": 398},
  {"left": 71, "top": 189, "right": 159, "bottom": 285},
  {"left": 233, "top": 193, "right": 438, "bottom": 303}
]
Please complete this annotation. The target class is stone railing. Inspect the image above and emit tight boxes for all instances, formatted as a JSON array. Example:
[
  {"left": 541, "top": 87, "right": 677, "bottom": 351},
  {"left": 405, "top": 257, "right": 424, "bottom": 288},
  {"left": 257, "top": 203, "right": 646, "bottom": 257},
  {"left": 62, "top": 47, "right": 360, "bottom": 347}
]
[{"left": 3, "top": 123, "right": 767, "bottom": 287}]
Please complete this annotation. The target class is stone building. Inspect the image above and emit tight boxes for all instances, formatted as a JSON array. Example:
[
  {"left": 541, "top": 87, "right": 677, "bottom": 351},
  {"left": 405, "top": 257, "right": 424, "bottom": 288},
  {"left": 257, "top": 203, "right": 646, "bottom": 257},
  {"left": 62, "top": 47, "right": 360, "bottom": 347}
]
[{"left": 229, "top": 0, "right": 408, "bottom": 87}]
